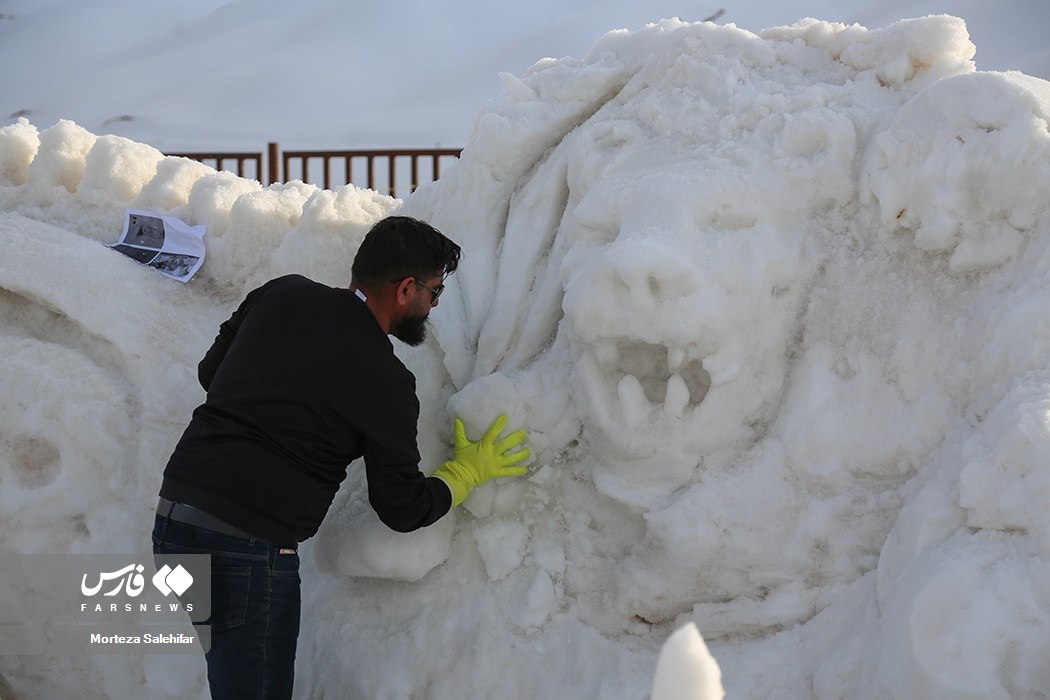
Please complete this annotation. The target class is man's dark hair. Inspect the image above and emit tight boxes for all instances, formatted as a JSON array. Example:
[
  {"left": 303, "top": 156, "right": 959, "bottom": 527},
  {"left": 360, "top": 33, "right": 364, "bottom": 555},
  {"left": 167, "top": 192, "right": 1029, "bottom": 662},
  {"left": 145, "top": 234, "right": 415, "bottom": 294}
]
[{"left": 351, "top": 216, "right": 461, "bottom": 287}]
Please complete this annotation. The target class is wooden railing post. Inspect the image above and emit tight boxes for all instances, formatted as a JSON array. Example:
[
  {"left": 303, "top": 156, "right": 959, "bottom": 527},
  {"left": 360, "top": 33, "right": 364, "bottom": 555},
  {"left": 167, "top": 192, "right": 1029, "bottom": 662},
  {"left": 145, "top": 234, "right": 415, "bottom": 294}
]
[{"left": 267, "top": 142, "right": 279, "bottom": 185}]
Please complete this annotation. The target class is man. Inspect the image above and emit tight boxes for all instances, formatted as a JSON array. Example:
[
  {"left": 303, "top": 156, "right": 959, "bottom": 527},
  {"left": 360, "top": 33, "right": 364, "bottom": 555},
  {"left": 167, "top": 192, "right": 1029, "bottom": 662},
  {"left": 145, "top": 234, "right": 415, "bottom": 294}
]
[{"left": 152, "top": 216, "right": 530, "bottom": 699}]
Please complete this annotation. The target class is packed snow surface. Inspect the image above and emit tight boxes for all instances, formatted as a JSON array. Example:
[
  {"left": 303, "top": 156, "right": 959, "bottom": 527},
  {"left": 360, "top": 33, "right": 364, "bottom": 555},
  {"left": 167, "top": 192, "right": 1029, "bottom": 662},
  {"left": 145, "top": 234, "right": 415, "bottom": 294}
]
[{"left": 3, "top": 14, "right": 1050, "bottom": 700}]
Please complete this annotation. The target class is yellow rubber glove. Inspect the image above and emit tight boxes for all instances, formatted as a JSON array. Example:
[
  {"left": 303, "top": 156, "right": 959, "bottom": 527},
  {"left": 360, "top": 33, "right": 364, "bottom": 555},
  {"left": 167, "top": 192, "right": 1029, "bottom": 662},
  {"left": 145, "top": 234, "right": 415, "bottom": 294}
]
[{"left": 434, "top": 414, "right": 531, "bottom": 506}]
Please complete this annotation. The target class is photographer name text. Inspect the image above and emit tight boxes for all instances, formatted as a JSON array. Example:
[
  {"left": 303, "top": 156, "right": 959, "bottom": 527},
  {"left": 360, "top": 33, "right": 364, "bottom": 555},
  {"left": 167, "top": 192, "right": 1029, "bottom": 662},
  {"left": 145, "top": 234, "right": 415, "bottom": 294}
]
[{"left": 89, "top": 633, "right": 195, "bottom": 645}]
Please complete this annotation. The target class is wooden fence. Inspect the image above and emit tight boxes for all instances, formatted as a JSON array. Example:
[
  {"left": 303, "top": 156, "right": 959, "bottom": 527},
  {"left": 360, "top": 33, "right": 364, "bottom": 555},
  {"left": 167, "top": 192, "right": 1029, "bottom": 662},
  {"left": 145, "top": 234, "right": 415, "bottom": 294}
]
[{"left": 167, "top": 142, "right": 462, "bottom": 198}]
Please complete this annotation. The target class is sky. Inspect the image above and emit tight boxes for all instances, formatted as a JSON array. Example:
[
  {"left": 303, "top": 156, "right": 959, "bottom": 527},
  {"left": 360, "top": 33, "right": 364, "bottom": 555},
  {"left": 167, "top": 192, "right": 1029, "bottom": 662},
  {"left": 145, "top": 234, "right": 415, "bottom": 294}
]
[
  {"left": 2, "top": 3, "right": 1050, "bottom": 700},
  {"left": 1, "top": 0, "right": 1048, "bottom": 150}
]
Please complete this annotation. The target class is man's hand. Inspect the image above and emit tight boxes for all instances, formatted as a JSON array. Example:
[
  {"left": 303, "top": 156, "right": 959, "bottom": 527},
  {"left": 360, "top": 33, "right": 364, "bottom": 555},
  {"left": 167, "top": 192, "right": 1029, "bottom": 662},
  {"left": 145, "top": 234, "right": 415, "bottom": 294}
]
[{"left": 434, "top": 414, "right": 530, "bottom": 506}]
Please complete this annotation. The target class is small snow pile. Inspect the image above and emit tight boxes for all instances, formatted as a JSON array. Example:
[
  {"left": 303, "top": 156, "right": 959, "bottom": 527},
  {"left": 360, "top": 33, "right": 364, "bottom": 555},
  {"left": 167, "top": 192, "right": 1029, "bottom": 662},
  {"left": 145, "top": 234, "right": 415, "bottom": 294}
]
[
  {"left": 651, "top": 623, "right": 723, "bottom": 700},
  {"left": 2, "top": 13, "right": 1050, "bottom": 700},
  {"left": 0, "top": 118, "right": 38, "bottom": 186}
]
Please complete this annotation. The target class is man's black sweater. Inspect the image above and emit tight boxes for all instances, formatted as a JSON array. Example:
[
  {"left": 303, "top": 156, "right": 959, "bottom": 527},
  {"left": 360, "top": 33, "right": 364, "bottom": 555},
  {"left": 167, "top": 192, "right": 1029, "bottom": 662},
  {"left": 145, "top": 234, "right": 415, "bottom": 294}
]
[{"left": 160, "top": 274, "right": 452, "bottom": 547}]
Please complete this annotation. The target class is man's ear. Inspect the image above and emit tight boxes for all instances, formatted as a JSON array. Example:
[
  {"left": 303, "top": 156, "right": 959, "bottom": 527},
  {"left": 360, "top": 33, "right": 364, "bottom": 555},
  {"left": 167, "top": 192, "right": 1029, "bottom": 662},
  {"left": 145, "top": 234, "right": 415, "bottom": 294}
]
[{"left": 393, "top": 277, "right": 415, "bottom": 307}]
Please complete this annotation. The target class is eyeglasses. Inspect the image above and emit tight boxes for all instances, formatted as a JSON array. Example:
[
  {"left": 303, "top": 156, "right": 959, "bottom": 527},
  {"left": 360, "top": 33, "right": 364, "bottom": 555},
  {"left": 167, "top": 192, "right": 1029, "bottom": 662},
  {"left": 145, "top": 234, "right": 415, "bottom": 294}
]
[
  {"left": 390, "top": 276, "right": 446, "bottom": 305},
  {"left": 413, "top": 278, "right": 444, "bottom": 304}
]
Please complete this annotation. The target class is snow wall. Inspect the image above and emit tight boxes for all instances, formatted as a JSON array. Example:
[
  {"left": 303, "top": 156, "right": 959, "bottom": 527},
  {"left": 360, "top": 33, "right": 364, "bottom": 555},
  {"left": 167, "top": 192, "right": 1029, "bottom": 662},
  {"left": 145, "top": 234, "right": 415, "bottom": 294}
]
[{"left": 2, "top": 15, "right": 1050, "bottom": 700}]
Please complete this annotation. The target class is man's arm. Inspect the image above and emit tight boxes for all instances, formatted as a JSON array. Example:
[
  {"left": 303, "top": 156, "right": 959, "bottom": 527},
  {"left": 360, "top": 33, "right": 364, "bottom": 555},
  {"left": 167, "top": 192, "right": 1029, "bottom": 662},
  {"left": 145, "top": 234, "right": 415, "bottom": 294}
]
[{"left": 361, "top": 381, "right": 453, "bottom": 532}]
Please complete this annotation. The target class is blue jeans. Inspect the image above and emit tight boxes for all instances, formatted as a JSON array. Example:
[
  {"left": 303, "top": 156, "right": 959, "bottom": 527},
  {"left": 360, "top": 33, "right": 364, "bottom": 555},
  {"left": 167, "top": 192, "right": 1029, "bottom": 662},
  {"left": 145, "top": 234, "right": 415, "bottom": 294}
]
[{"left": 152, "top": 514, "right": 301, "bottom": 700}]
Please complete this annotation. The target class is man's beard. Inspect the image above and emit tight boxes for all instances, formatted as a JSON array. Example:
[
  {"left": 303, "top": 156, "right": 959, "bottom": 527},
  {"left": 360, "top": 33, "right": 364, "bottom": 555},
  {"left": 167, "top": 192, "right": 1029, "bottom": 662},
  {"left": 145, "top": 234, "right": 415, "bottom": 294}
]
[{"left": 391, "top": 312, "right": 429, "bottom": 347}]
